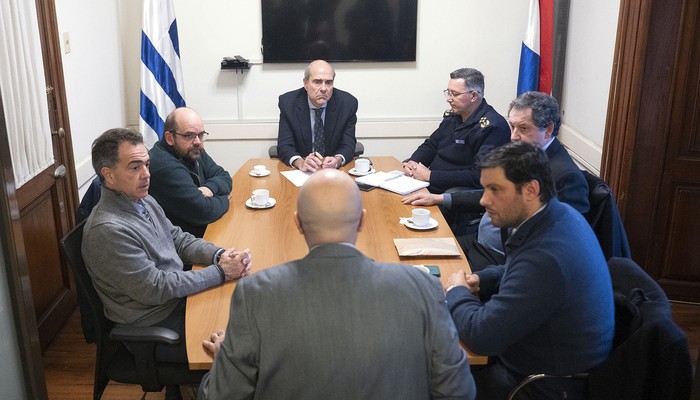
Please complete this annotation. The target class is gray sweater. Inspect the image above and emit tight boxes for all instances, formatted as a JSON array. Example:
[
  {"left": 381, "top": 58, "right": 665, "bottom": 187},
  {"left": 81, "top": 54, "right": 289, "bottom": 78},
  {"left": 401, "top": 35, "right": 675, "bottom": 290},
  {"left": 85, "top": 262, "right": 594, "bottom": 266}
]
[{"left": 82, "top": 186, "right": 223, "bottom": 327}]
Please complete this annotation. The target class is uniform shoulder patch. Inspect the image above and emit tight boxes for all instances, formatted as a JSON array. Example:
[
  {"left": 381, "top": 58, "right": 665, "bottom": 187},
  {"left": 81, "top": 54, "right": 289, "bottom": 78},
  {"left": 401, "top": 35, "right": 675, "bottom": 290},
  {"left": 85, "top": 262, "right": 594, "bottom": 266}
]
[
  {"left": 443, "top": 109, "right": 453, "bottom": 118},
  {"left": 480, "top": 117, "right": 491, "bottom": 128}
]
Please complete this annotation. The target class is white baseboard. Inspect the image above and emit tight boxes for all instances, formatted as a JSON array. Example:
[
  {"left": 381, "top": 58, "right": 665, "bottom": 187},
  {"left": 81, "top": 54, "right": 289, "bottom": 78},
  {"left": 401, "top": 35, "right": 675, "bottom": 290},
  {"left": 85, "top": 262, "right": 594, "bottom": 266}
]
[{"left": 557, "top": 124, "right": 602, "bottom": 175}]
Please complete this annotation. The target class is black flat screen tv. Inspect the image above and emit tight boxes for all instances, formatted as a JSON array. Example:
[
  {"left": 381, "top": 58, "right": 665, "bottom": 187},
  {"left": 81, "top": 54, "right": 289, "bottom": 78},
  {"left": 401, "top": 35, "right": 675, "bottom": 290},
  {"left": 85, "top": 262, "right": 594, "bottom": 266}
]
[{"left": 261, "top": 0, "right": 418, "bottom": 63}]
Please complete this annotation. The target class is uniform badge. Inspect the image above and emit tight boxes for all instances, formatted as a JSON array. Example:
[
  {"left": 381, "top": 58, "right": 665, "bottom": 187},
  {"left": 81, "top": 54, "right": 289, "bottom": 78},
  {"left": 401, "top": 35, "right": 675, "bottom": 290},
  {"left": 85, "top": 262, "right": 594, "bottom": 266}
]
[
  {"left": 480, "top": 117, "right": 491, "bottom": 128},
  {"left": 443, "top": 109, "right": 453, "bottom": 118}
]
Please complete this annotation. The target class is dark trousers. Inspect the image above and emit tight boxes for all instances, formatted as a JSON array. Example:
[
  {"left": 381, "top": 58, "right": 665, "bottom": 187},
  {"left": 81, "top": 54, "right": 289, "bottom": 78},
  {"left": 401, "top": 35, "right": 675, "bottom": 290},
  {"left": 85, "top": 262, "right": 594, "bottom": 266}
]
[
  {"left": 457, "top": 232, "right": 506, "bottom": 272},
  {"left": 152, "top": 298, "right": 189, "bottom": 363},
  {"left": 473, "top": 359, "right": 587, "bottom": 400}
]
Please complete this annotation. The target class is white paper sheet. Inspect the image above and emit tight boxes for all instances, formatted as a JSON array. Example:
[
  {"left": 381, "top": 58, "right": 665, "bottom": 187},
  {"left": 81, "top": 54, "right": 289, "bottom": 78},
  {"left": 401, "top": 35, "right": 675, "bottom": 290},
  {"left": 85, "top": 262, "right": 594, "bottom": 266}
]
[{"left": 281, "top": 170, "right": 313, "bottom": 187}]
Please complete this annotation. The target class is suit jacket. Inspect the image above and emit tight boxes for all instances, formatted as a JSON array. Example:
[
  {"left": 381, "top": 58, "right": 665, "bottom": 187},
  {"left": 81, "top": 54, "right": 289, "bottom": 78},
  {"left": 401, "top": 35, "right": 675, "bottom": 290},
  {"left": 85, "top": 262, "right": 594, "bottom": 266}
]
[
  {"left": 277, "top": 87, "right": 358, "bottom": 165},
  {"left": 451, "top": 138, "right": 590, "bottom": 214},
  {"left": 199, "top": 244, "right": 475, "bottom": 400}
]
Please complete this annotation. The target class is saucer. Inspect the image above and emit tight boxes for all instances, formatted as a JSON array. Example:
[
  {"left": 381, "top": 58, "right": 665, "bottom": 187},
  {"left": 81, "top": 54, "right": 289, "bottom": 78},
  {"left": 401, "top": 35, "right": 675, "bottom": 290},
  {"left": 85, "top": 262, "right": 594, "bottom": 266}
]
[
  {"left": 348, "top": 168, "right": 375, "bottom": 177},
  {"left": 245, "top": 198, "right": 276, "bottom": 209},
  {"left": 404, "top": 217, "right": 438, "bottom": 230},
  {"left": 249, "top": 169, "right": 271, "bottom": 177}
]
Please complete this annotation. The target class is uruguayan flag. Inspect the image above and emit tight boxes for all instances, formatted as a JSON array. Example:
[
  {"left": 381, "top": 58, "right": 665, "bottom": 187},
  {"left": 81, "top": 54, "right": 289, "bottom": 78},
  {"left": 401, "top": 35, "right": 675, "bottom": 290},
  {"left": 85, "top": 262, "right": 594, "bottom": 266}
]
[
  {"left": 139, "top": 0, "right": 186, "bottom": 147},
  {"left": 517, "top": 0, "right": 540, "bottom": 96}
]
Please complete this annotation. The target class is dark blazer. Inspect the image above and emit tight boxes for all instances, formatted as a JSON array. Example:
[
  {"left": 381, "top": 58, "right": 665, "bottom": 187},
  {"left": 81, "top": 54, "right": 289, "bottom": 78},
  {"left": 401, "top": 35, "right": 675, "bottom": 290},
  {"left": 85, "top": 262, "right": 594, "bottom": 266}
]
[
  {"left": 199, "top": 244, "right": 476, "bottom": 400},
  {"left": 277, "top": 87, "right": 358, "bottom": 165},
  {"left": 451, "top": 138, "right": 590, "bottom": 214}
]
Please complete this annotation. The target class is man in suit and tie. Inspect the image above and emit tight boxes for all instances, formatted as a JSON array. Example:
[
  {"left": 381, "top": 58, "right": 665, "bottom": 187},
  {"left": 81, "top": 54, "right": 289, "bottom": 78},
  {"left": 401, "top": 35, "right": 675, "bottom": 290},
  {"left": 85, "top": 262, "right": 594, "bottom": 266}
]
[
  {"left": 198, "top": 169, "right": 476, "bottom": 400},
  {"left": 277, "top": 59, "right": 358, "bottom": 172}
]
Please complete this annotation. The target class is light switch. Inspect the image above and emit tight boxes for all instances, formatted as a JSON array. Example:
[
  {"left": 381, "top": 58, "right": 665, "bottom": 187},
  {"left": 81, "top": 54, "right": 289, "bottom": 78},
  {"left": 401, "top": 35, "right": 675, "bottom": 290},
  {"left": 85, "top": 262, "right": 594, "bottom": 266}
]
[{"left": 62, "top": 31, "right": 71, "bottom": 54}]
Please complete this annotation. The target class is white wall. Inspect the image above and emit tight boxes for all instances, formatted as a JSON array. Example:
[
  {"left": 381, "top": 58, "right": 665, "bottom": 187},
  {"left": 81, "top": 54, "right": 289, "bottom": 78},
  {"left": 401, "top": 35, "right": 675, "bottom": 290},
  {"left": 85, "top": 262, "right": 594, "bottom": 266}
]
[
  {"left": 58, "top": 0, "right": 619, "bottom": 191},
  {"left": 559, "top": 0, "right": 620, "bottom": 173},
  {"left": 54, "top": 0, "right": 127, "bottom": 196}
]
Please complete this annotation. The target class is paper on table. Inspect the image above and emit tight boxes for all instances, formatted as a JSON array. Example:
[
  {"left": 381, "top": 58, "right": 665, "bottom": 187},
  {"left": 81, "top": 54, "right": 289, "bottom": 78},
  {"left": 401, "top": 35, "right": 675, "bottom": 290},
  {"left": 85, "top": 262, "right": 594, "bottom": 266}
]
[
  {"left": 355, "top": 170, "right": 429, "bottom": 195},
  {"left": 281, "top": 170, "right": 312, "bottom": 187},
  {"left": 393, "top": 238, "right": 461, "bottom": 256}
]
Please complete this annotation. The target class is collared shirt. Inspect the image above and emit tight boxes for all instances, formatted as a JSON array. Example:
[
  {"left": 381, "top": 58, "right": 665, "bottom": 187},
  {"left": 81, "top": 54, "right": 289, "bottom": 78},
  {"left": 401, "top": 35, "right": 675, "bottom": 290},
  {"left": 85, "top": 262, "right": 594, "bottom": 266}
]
[{"left": 289, "top": 99, "right": 345, "bottom": 167}]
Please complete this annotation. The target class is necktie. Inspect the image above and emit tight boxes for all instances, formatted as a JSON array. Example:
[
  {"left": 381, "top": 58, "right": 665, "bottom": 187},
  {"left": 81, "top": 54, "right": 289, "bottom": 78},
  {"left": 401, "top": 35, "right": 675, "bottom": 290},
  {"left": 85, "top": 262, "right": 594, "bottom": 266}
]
[
  {"left": 313, "top": 108, "right": 326, "bottom": 155},
  {"left": 136, "top": 201, "right": 155, "bottom": 227}
]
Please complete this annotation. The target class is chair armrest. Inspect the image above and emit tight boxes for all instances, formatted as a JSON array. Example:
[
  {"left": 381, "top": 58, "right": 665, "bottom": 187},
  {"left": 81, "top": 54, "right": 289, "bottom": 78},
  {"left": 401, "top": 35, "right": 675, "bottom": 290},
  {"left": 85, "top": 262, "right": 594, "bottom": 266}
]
[
  {"left": 507, "top": 373, "right": 589, "bottom": 400},
  {"left": 110, "top": 325, "right": 180, "bottom": 345}
]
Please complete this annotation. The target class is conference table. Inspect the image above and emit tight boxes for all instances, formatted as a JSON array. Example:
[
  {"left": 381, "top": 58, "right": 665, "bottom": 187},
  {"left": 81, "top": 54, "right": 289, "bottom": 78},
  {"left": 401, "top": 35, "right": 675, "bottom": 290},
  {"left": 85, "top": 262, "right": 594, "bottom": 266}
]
[{"left": 185, "top": 156, "right": 488, "bottom": 369}]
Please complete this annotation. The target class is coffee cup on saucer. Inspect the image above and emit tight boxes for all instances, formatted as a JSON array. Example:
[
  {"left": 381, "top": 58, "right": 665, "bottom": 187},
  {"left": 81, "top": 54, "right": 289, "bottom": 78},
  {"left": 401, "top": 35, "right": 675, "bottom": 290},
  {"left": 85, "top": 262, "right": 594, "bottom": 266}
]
[
  {"left": 411, "top": 208, "right": 430, "bottom": 227},
  {"left": 355, "top": 158, "right": 370, "bottom": 173},
  {"left": 253, "top": 165, "right": 268, "bottom": 175},
  {"left": 251, "top": 189, "right": 270, "bottom": 206}
]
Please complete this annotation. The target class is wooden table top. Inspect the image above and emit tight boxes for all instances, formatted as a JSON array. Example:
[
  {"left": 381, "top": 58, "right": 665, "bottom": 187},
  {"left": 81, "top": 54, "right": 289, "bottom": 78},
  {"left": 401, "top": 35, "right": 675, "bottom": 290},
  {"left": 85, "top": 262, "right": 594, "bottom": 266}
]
[{"left": 185, "top": 156, "right": 487, "bottom": 369}]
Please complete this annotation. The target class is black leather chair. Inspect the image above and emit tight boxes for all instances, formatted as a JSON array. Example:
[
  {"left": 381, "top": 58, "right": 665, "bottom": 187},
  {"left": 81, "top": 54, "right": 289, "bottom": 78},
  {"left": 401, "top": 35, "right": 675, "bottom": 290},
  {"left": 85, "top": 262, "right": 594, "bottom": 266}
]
[
  {"left": 60, "top": 221, "right": 205, "bottom": 400},
  {"left": 507, "top": 258, "right": 693, "bottom": 400},
  {"left": 268, "top": 141, "right": 365, "bottom": 159},
  {"left": 582, "top": 170, "right": 632, "bottom": 260}
]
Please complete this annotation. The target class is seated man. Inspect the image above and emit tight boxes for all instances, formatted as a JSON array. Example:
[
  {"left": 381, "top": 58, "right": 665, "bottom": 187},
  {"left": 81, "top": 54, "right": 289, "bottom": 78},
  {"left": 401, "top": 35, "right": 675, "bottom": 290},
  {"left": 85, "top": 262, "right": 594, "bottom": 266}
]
[
  {"left": 402, "top": 67, "right": 510, "bottom": 194},
  {"left": 403, "top": 92, "right": 589, "bottom": 269},
  {"left": 82, "top": 128, "right": 252, "bottom": 367},
  {"left": 198, "top": 169, "right": 475, "bottom": 400},
  {"left": 445, "top": 142, "right": 614, "bottom": 400},
  {"left": 277, "top": 59, "right": 358, "bottom": 172},
  {"left": 148, "top": 107, "right": 232, "bottom": 238}
]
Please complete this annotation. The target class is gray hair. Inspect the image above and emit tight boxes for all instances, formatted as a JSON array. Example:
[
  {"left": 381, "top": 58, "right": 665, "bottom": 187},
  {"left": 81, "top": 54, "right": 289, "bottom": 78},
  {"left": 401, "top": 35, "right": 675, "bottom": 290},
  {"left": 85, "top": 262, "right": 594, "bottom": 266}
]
[
  {"left": 450, "top": 68, "right": 485, "bottom": 96},
  {"left": 508, "top": 91, "right": 562, "bottom": 136}
]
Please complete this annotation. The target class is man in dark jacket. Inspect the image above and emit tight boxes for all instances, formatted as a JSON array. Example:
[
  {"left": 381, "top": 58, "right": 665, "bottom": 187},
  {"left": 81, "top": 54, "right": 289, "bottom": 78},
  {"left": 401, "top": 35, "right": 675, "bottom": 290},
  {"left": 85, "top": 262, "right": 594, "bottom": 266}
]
[
  {"left": 148, "top": 107, "right": 232, "bottom": 237},
  {"left": 402, "top": 67, "right": 510, "bottom": 194}
]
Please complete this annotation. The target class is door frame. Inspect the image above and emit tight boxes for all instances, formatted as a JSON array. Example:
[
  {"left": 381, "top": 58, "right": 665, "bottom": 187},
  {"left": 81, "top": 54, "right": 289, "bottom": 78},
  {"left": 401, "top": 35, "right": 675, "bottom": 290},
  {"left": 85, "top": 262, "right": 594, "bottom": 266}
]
[{"left": 0, "top": 92, "right": 49, "bottom": 400}]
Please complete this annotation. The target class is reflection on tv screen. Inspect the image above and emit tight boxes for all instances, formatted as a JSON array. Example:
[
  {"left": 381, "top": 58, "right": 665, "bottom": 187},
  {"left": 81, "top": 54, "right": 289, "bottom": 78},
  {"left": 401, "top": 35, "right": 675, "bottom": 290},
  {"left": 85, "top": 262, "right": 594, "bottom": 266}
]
[{"left": 261, "top": 0, "right": 418, "bottom": 63}]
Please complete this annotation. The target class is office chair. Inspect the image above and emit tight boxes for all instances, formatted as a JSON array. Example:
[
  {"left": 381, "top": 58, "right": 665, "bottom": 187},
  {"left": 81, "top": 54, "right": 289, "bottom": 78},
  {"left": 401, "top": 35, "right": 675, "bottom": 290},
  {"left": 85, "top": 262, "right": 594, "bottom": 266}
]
[
  {"left": 60, "top": 221, "right": 205, "bottom": 400},
  {"left": 268, "top": 141, "right": 365, "bottom": 159},
  {"left": 582, "top": 170, "right": 632, "bottom": 260},
  {"left": 506, "top": 258, "right": 693, "bottom": 400}
]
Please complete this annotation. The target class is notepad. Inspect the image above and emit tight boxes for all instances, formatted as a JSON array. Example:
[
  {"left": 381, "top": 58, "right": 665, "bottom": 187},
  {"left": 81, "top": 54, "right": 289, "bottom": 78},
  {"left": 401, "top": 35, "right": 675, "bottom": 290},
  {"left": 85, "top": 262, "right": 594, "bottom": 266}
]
[{"left": 354, "top": 170, "right": 429, "bottom": 195}]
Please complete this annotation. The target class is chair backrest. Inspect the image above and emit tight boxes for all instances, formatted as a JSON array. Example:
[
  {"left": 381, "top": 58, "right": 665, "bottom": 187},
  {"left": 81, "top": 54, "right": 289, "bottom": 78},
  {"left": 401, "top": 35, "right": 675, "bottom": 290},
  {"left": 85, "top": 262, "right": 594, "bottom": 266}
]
[
  {"left": 59, "top": 221, "right": 112, "bottom": 344},
  {"left": 76, "top": 177, "right": 102, "bottom": 223},
  {"left": 587, "top": 258, "right": 693, "bottom": 400},
  {"left": 582, "top": 171, "right": 632, "bottom": 260}
]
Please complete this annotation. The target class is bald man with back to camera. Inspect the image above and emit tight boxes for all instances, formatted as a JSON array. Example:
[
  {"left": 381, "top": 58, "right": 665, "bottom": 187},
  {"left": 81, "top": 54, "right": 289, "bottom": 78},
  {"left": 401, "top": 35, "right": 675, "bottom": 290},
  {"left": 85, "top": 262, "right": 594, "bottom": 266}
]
[{"left": 198, "top": 169, "right": 475, "bottom": 400}]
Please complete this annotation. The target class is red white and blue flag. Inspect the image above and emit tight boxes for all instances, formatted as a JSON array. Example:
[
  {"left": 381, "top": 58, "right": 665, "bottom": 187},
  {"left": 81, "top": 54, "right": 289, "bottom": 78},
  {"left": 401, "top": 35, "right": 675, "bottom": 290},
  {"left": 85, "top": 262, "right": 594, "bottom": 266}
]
[
  {"left": 139, "top": 0, "right": 186, "bottom": 146},
  {"left": 517, "top": 0, "right": 553, "bottom": 96}
]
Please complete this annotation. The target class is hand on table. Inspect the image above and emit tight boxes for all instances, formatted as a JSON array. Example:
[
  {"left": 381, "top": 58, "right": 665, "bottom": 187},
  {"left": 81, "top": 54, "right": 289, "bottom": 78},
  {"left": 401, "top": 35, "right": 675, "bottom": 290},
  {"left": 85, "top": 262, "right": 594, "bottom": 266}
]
[
  {"left": 322, "top": 156, "right": 342, "bottom": 169},
  {"left": 202, "top": 330, "right": 225, "bottom": 356},
  {"left": 297, "top": 152, "right": 324, "bottom": 172},
  {"left": 219, "top": 248, "right": 252, "bottom": 280},
  {"left": 401, "top": 192, "right": 444, "bottom": 206},
  {"left": 447, "top": 270, "right": 480, "bottom": 294}
]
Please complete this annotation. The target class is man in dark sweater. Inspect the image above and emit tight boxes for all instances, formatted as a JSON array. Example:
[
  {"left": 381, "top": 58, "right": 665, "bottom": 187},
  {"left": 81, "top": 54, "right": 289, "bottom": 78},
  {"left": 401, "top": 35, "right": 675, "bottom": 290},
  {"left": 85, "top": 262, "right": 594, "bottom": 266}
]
[
  {"left": 445, "top": 142, "right": 614, "bottom": 400},
  {"left": 149, "top": 107, "right": 232, "bottom": 237}
]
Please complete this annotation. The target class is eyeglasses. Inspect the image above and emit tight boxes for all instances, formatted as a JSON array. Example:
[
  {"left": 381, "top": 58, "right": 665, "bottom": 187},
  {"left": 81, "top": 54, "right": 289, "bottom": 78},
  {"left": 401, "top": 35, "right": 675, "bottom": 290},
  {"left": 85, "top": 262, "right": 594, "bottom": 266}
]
[
  {"left": 443, "top": 89, "right": 481, "bottom": 98},
  {"left": 172, "top": 131, "right": 209, "bottom": 142}
]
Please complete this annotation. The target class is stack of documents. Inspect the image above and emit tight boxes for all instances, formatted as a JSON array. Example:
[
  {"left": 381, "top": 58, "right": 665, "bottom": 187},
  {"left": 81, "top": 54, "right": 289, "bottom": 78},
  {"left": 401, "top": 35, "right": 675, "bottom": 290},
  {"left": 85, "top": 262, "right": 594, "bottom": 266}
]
[{"left": 355, "top": 170, "right": 429, "bottom": 195}]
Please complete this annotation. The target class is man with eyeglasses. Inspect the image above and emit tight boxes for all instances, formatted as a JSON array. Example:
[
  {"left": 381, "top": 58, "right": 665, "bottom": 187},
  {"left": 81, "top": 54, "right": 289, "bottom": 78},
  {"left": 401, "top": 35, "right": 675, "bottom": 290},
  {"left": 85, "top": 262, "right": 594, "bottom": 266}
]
[
  {"left": 149, "top": 107, "right": 232, "bottom": 237},
  {"left": 277, "top": 59, "right": 358, "bottom": 172},
  {"left": 402, "top": 67, "right": 509, "bottom": 234}
]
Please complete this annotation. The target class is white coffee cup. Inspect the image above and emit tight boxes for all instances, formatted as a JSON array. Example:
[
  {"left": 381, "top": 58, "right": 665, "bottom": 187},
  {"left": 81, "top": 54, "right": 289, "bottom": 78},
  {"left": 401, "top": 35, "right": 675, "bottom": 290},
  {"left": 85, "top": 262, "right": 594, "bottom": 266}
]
[
  {"left": 355, "top": 158, "right": 370, "bottom": 173},
  {"left": 251, "top": 189, "right": 270, "bottom": 206},
  {"left": 412, "top": 208, "right": 430, "bottom": 226},
  {"left": 253, "top": 165, "right": 267, "bottom": 175}
]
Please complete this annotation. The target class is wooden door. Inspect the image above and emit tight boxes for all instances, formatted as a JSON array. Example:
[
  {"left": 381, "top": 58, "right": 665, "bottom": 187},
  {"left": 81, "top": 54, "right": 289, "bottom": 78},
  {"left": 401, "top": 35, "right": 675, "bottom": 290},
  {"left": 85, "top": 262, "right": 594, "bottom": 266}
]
[
  {"left": 11, "top": 0, "right": 79, "bottom": 349},
  {"left": 603, "top": 0, "right": 700, "bottom": 302}
]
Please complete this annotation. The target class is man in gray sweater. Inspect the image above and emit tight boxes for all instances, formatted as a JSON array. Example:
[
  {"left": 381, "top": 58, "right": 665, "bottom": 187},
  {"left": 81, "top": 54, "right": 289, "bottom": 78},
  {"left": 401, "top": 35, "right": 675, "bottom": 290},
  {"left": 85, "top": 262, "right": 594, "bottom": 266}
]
[{"left": 82, "top": 128, "right": 251, "bottom": 365}]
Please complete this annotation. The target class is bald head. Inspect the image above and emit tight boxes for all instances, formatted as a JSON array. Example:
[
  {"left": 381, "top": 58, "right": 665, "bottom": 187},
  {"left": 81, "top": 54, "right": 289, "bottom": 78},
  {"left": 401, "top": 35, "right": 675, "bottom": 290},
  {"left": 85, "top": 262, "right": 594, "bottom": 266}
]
[{"left": 296, "top": 169, "right": 365, "bottom": 248}]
